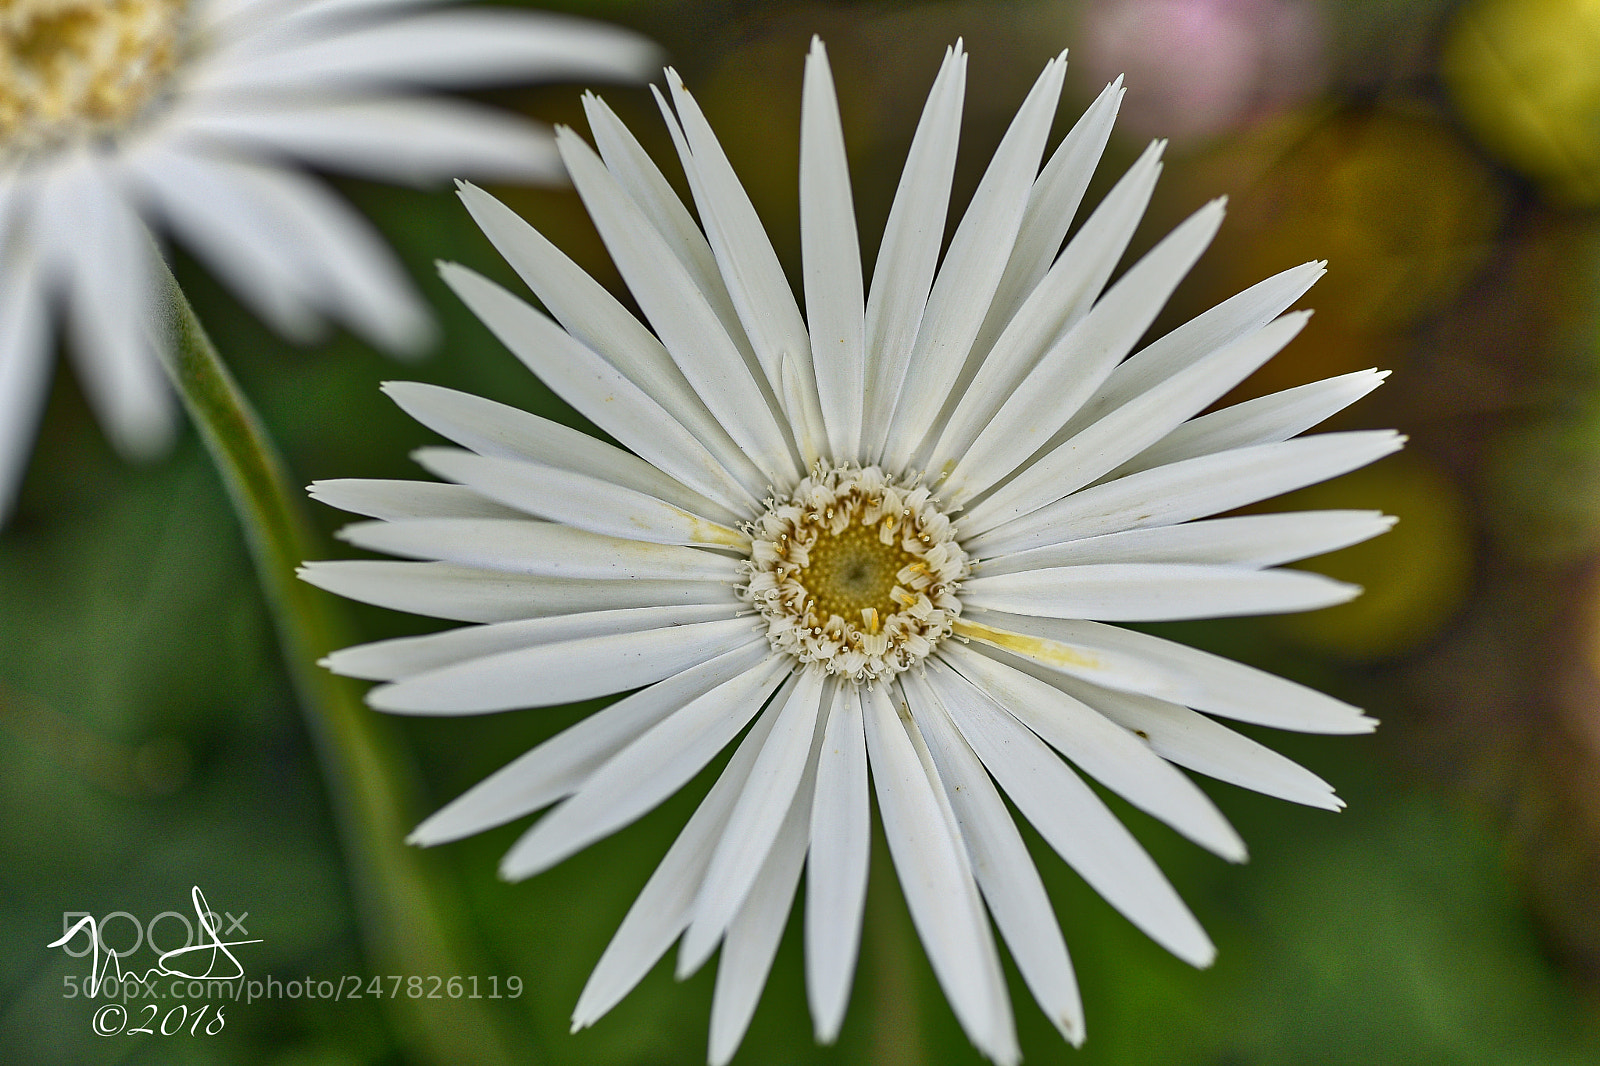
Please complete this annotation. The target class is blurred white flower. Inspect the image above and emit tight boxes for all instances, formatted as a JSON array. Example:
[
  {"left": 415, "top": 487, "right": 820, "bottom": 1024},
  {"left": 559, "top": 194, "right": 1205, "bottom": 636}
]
[
  {"left": 304, "top": 39, "right": 1398, "bottom": 1064},
  {"left": 0, "top": 0, "right": 658, "bottom": 517}
]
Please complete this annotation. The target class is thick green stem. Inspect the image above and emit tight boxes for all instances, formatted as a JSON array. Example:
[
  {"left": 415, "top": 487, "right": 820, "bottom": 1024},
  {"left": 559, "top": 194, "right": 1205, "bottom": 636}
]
[{"left": 155, "top": 262, "right": 522, "bottom": 1066}]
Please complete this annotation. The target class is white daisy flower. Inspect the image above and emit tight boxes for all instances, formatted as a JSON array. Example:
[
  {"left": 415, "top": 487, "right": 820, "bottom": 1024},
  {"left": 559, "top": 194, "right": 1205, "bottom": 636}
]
[
  {"left": 303, "top": 39, "right": 1400, "bottom": 1065},
  {"left": 0, "top": 0, "right": 658, "bottom": 517}
]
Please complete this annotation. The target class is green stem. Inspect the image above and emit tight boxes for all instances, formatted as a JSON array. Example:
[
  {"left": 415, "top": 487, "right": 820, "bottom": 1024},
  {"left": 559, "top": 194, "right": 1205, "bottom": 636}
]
[{"left": 155, "top": 261, "right": 522, "bottom": 1066}]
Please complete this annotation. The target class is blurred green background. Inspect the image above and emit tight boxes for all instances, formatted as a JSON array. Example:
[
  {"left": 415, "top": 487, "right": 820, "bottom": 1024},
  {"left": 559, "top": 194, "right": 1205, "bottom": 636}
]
[{"left": 7, "top": 0, "right": 1600, "bottom": 1063}]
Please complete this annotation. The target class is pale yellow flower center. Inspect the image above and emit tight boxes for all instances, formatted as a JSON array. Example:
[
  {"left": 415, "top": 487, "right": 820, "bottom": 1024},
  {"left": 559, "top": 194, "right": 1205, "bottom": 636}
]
[
  {"left": 743, "top": 464, "right": 969, "bottom": 684},
  {"left": 0, "top": 0, "right": 187, "bottom": 154}
]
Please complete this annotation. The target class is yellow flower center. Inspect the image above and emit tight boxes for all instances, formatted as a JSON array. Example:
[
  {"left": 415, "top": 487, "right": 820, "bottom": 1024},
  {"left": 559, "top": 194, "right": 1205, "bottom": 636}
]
[
  {"left": 743, "top": 464, "right": 969, "bottom": 684},
  {"left": 0, "top": 0, "right": 188, "bottom": 155}
]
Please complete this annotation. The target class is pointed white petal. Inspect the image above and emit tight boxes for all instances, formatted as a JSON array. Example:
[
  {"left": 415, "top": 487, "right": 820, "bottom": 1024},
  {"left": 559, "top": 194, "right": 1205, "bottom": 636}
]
[
  {"left": 947, "top": 197, "right": 1226, "bottom": 502},
  {"left": 800, "top": 38, "right": 867, "bottom": 461},
  {"left": 977, "top": 510, "right": 1397, "bottom": 576},
  {"left": 440, "top": 262, "right": 760, "bottom": 510},
  {"left": 681, "top": 668, "right": 825, "bottom": 973},
  {"left": 298, "top": 560, "right": 732, "bottom": 623},
  {"left": 500, "top": 656, "right": 793, "bottom": 879},
  {"left": 928, "top": 140, "right": 1164, "bottom": 479},
  {"left": 862, "top": 682, "right": 1019, "bottom": 1064},
  {"left": 882, "top": 52, "right": 1067, "bottom": 470},
  {"left": 663, "top": 71, "right": 826, "bottom": 452},
  {"left": 708, "top": 750, "right": 814, "bottom": 1066},
  {"left": 381, "top": 381, "right": 742, "bottom": 526},
  {"left": 1111, "top": 369, "right": 1392, "bottom": 478},
  {"left": 455, "top": 184, "right": 765, "bottom": 504},
  {"left": 555, "top": 129, "right": 799, "bottom": 487},
  {"left": 962, "top": 563, "right": 1360, "bottom": 622},
  {"left": 967, "top": 431, "right": 1406, "bottom": 557},
  {"left": 1038, "top": 671, "right": 1344, "bottom": 811},
  {"left": 965, "top": 311, "right": 1310, "bottom": 530},
  {"left": 572, "top": 689, "right": 787, "bottom": 1029},
  {"left": 924, "top": 658, "right": 1215, "bottom": 966},
  {"left": 1066, "top": 260, "right": 1327, "bottom": 435},
  {"left": 414, "top": 448, "right": 746, "bottom": 548},
  {"left": 325, "top": 602, "right": 743, "bottom": 681},
  {"left": 309, "top": 479, "right": 525, "bottom": 521},
  {"left": 337, "top": 517, "right": 739, "bottom": 582},
  {"left": 955, "top": 612, "right": 1376, "bottom": 734},
  {"left": 805, "top": 683, "right": 869, "bottom": 1044},
  {"left": 943, "top": 642, "right": 1246, "bottom": 861},
  {"left": 367, "top": 618, "right": 762, "bottom": 715},
  {"left": 410, "top": 641, "right": 772, "bottom": 846},
  {"left": 862, "top": 45, "right": 967, "bottom": 460},
  {"left": 969, "top": 77, "right": 1124, "bottom": 354},
  {"left": 902, "top": 669, "right": 1084, "bottom": 1045}
]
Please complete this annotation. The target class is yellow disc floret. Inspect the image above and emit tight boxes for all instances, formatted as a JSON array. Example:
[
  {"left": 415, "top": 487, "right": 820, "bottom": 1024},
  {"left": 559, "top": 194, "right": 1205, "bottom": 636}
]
[
  {"left": 743, "top": 463, "right": 969, "bottom": 683},
  {"left": 1, "top": 0, "right": 188, "bottom": 157}
]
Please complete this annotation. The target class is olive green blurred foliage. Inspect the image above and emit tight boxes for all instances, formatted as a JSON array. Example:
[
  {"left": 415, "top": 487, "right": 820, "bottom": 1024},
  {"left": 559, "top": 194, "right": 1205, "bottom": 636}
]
[{"left": 7, "top": 0, "right": 1600, "bottom": 1063}]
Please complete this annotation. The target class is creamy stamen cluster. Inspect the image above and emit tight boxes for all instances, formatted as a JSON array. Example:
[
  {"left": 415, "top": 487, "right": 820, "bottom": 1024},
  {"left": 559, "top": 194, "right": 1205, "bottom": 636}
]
[
  {"left": 742, "top": 463, "right": 969, "bottom": 683},
  {"left": 0, "top": 0, "right": 188, "bottom": 157}
]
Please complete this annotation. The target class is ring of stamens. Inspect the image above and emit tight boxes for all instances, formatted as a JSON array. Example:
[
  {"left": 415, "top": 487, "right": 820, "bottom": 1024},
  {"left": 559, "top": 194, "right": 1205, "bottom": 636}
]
[
  {"left": 1, "top": 0, "right": 189, "bottom": 158},
  {"left": 742, "top": 463, "right": 969, "bottom": 683}
]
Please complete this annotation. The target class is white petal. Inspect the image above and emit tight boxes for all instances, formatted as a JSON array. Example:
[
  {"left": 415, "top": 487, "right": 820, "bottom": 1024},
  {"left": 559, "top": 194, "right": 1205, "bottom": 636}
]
[
  {"left": 962, "top": 563, "right": 1360, "bottom": 622},
  {"left": 409, "top": 640, "right": 772, "bottom": 846},
  {"left": 1038, "top": 671, "right": 1343, "bottom": 811},
  {"left": 381, "top": 381, "right": 742, "bottom": 526},
  {"left": 663, "top": 70, "right": 826, "bottom": 456},
  {"left": 800, "top": 38, "right": 867, "bottom": 462},
  {"left": 955, "top": 612, "right": 1376, "bottom": 734},
  {"left": 554, "top": 129, "right": 799, "bottom": 488},
  {"left": 977, "top": 510, "right": 1397, "bottom": 576},
  {"left": 197, "top": 10, "right": 658, "bottom": 94},
  {"left": 708, "top": 748, "right": 814, "bottom": 1066},
  {"left": 1065, "top": 260, "right": 1327, "bottom": 435},
  {"left": 0, "top": 248, "right": 54, "bottom": 522},
  {"left": 947, "top": 197, "right": 1226, "bottom": 502},
  {"left": 125, "top": 142, "right": 324, "bottom": 342},
  {"left": 881, "top": 52, "right": 1067, "bottom": 471},
  {"left": 367, "top": 619, "right": 763, "bottom": 715},
  {"left": 862, "top": 682, "right": 1018, "bottom": 1065},
  {"left": 337, "top": 517, "right": 738, "bottom": 582},
  {"left": 309, "top": 479, "right": 526, "bottom": 521},
  {"left": 902, "top": 669, "right": 1084, "bottom": 1045},
  {"left": 298, "top": 560, "right": 732, "bottom": 623},
  {"left": 414, "top": 448, "right": 745, "bottom": 548},
  {"left": 182, "top": 97, "right": 564, "bottom": 187},
  {"left": 324, "top": 602, "right": 743, "bottom": 681},
  {"left": 968, "top": 77, "right": 1124, "bottom": 355},
  {"left": 928, "top": 139, "right": 1164, "bottom": 480},
  {"left": 966, "top": 431, "right": 1407, "bottom": 557},
  {"left": 924, "top": 659, "right": 1215, "bottom": 967},
  {"left": 861, "top": 44, "right": 967, "bottom": 460},
  {"left": 965, "top": 311, "right": 1310, "bottom": 531},
  {"left": 34, "top": 156, "right": 174, "bottom": 460},
  {"left": 439, "top": 263, "right": 762, "bottom": 507},
  {"left": 500, "top": 656, "right": 792, "bottom": 879},
  {"left": 681, "top": 667, "right": 825, "bottom": 973},
  {"left": 572, "top": 684, "right": 788, "bottom": 1030},
  {"left": 942, "top": 642, "right": 1246, "bottom": 861},
  {"left": 1111, "top": 369, "right": 1392, "bottom": 478},
  {"left": 454, "top": 183, "right": 765, "bottom": 505},
  {"left": 805, "top": 683, "right": 869, "bottom": 1044}
]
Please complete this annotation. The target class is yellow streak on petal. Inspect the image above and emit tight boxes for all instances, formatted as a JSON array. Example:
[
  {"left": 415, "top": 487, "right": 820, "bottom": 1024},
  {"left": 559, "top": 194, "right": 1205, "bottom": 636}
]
[{"left": 952, "top": 618, "right": 1104, "bottom": 671}]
